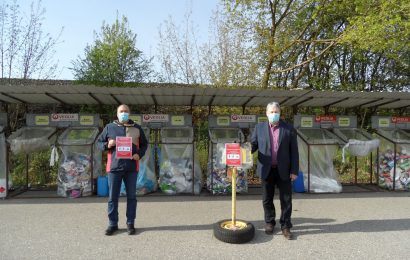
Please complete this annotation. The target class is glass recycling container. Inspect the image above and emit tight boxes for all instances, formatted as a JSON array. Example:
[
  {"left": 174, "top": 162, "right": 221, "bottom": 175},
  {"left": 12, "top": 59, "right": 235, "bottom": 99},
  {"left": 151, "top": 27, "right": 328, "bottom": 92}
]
[
  {"left": 372, "top": 116, "right": 410, "bottom": 191},
  {"left": 294, "top": 115, "right": 344, "bottom": 193},
  {"left": 159, "top": 126, "right": 202, "bottom": 194},
  {"left": 0, "top": 113, "right": 7, "bottom": 198},
  {"left": 207, "top": 115, "right": 253, "bottom": 195},
  {"left": 57, "top": 127, "right": 101, "bottom": 198},
  {"left": 331, "top": 116, "right": 380, "bottom": 186}
]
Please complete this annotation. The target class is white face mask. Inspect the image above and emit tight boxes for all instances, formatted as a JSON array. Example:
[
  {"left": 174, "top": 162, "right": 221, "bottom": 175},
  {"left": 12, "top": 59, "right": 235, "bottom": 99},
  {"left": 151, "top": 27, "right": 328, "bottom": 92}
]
[{"left": 267, "top": 113, "right": 280, "bottom": 123}]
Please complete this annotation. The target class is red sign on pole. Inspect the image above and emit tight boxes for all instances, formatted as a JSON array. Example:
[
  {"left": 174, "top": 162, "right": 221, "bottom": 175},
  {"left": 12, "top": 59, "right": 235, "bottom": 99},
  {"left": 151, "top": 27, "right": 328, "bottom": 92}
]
[
  {"left": 116, "top": 136, "right": 133, "bottom": 159},
  {"left": 225, "top": 143, "right": 241, "bottom": 167}
]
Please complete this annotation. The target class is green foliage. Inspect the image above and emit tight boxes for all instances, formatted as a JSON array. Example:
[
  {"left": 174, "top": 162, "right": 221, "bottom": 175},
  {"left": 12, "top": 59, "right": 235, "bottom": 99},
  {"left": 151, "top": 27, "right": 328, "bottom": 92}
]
[
  {"left": 10, "top": 150, "right": 58, "bottom": 188},
  {"left": 342, "top": 0, "right": 410, "bottom": 55},
  {"left": 71, "top": 15, "right": 154, "bottom": 84}
]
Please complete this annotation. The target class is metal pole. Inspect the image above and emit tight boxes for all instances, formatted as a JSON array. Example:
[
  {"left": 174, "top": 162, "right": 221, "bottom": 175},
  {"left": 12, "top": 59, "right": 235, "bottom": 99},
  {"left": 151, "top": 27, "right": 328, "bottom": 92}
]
[
  {"left": 91, "top": 142, "right": 94, "bottom": 194},
  {"left": 307, "top": 144, "right": 311, "bottom": 193},
  {"left": 354, "top": 156, "right": 358, "bottom": 184},
  {"left": 192, "top": 140, "right": 195, "bottom": 194},
  {"left": 26, "top": 154, "right": 29, "bottom": 190},
  {"left": 370, "top": 152, "right": 373, "bottom": 184},
  {"left": 231, "top": 166, "right": 236, "bottom": 226},
  {"left": 393, "top": 143, "right": 396, "bottom": 191}
]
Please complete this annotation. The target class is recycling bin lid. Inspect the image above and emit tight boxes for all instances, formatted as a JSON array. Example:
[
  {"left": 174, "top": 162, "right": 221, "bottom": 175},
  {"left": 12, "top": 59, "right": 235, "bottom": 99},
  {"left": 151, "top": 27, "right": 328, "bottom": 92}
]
[
  {"left": 297, "top": 128, "right": 342, "bottom": 145},
  {"left": 161, "top": 127, "right": 193, "bottom": 143},
  {"left": 8, "top": 126, "right": 57, "bottom": 141},
  {"left": 209, "top": 128, "right": 244, "bottom": 143},
  {"left": 377, "top": 129, "right": 410, "bottom": 144},
  {"left": 333, "top": 128, "right": 374, "bottom": 143},
  {"left": 58, "top": 127, "right": 100, "bottom": 145}
]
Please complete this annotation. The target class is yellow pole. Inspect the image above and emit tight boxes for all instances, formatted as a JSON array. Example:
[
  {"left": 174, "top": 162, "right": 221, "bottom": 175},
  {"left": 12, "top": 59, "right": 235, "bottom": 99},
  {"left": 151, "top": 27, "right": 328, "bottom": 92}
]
[{"left": 231, "top": 166, "right": 236, "bottom": 227}]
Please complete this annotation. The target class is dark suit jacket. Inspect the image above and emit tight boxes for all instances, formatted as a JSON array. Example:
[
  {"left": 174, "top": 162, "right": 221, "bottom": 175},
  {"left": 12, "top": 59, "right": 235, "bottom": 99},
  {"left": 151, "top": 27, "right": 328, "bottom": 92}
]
[{"left": 251, "top": 120, "right": 299, "bottom": 181}]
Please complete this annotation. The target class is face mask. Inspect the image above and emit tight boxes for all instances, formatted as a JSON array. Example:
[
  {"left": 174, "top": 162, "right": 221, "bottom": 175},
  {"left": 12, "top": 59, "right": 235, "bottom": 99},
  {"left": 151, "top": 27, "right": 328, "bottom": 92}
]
[
  {"left": 118, "top": 112, "right": 129, "bottom": 122},
  {"left": 267, "top": 113, "right": 280, "bottom": 123}
]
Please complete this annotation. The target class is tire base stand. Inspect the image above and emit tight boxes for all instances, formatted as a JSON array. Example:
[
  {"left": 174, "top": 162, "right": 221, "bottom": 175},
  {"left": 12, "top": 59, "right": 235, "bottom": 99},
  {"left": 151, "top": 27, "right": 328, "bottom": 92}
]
[{"left": 214, "top": 166, "right": 255, "bottom": 244}]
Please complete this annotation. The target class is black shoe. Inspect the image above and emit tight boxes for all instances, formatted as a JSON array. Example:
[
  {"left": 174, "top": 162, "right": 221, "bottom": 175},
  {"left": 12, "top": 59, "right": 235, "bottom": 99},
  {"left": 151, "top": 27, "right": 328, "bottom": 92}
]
[
  {"left": 265, "top": 223, "right": 274, "bottom": 235},
  {"left": 127, "top": 224, "right": 136, "bottom": 235},
  {"left": 105, "top": 226, "right": 118, "bottom": 236}
]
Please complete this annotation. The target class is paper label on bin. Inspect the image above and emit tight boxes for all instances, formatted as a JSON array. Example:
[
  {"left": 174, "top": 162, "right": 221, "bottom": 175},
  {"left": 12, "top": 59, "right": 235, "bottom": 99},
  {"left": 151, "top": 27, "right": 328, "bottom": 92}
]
[
  {"left": 171, "top": 116, "right": 185, "bottom": 126},
  {"left": 217, "top": 116, "right": 230, "bottom": 126},
  {"left": 301, "top": 117, "right": 313, "bottom": 128},
  {"left": 129, "top": 115, "right": 141, "bottom": 125},
  {"left": 338, "top": 117, "right": 350, "bottom": 127},
  {"left": 35, "top": 116, "right": 50, "bottom": 126},
  {"left": 116, "top": 137, "right": 133, "bottom": 159},
  {"left": 378, "top": 118, "right": 390, "bottom": 128},
  {"left": 80, "top": 116, "right": 94, "bottom": 126},
  {"left": 258, "top": 117, "right": 268, "bottom": 123}
]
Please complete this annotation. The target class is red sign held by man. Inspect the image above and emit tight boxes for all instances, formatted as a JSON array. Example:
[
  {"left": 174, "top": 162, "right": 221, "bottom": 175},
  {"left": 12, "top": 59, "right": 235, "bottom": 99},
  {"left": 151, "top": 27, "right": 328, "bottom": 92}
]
[
  {"left": 225, "top": 143, "right": 242, "bottom": 167},
  {"left": 116, "top": 136, "right": 133, "bottom": 159}
]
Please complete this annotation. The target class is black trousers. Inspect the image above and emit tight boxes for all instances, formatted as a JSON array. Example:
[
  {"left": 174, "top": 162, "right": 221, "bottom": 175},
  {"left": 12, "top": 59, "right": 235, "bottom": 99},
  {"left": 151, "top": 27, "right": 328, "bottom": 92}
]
[{"left": 262, "top": 167, "right": 293, "bottom": 229}]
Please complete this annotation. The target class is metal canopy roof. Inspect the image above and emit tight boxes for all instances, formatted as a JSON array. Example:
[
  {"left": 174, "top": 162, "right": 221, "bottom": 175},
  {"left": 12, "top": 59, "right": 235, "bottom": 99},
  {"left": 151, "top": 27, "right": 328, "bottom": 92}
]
[{"left": 0, "top": 80, "right": 409, "bottom": 109}]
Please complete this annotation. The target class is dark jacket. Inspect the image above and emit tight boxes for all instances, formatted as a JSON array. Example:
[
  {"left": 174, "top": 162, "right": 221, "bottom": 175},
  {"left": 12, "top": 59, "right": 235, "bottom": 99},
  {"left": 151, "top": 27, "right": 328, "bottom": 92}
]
[
  {"left": 251, "top": 120, "right": 299, "bottom": 180},
  {"left": 97, "top": 120, "right": 148, "bottom": 173}
]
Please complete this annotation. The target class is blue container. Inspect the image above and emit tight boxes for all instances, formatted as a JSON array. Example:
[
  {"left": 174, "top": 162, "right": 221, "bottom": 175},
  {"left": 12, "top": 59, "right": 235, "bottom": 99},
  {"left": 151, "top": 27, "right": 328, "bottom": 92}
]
[
  {"left": 292, "top": 171, "right": 305, "bottom": 193},
  {"left": 97, "top": 176, "right": 109, "bottom": 197}
]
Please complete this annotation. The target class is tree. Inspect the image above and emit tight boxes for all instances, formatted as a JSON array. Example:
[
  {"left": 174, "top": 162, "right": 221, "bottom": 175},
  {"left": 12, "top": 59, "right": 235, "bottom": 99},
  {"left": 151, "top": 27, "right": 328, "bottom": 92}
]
[
  {"left": 72, "top": 15, "right": 153, "bottom": 84},
  {"left": 0, "top": 0, "right": 61, "bottom": 79},
  {"left": 201, "top": 7, "right": 261, "bottom": 87},
  {"left": 157, "top": 5, "right": 206, "bottom": 84}
]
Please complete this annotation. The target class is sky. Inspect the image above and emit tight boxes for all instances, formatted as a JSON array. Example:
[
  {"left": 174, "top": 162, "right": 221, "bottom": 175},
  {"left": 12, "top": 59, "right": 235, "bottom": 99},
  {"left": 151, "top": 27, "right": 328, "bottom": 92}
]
[{"left": 18, "top": 0, "right": 221, "bottom": 80}]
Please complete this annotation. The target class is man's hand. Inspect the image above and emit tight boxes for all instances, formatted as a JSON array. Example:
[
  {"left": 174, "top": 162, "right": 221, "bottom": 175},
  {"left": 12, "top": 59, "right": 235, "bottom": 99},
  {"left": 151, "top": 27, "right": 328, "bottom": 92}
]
[
  {"left": 132, "top": 154, "right": 140, "bottom": 161},
  {"left": 107, "top": 139, "right": 116, "bottom": 148},
  {"left": 290, "top": 173, "right": 298, "bottom": 181}
]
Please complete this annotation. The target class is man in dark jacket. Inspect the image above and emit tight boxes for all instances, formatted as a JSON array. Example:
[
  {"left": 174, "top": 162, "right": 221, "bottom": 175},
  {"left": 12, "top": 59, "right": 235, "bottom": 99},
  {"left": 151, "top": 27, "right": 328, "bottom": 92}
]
[
  {"left": 97, "top": 104, "right": 148, "bottom": 236},
  {"left": 251, "top": 102, "right": 299, "bottom": 240}
]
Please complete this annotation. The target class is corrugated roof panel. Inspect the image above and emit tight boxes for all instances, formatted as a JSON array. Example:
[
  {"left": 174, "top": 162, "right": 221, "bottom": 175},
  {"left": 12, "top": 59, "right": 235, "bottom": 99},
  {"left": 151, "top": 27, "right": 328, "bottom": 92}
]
[
  {"left": 115, "top": 94, "right": 153, "bottom": 105},
  {"left": 379, "top": 100, "right": 409, "bottom": 109},
  {"left": 299, "top": 97, "right": 342, "bottom": 107},
  {"left": 192, "top": 95, "right": 213, "bottom": 106},
  {"left": 53, "top": 94, "right": 98, "bottom": 104},
  {"left": 212, "top": 96, "right": 249, "bottom": 106},
  {"left": 361, "top": 99, "right": 396, "bottom": 108},
  {"left": 0, "top": 93, "right": 21, "bottom": 103},
  {"left": 92, "top": 94, "right": 119, "bottom": 104},
  {"left": 12, "top": 94, "right": 59, "bottom": 103},
  {"left": 247, "top": 97, "right": 276, "bottom": 106}
]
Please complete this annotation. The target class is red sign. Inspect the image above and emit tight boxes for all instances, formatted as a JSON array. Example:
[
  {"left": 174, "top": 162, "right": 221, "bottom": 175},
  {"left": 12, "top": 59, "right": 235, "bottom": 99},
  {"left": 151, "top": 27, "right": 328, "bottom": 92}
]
[
  {"left": 392, "top": 117, "right": 410, "bottom": 123},
  {"left": 225, "top": 143, "right": 241, "bottom": 167},
  {"left": 314, "top": 115, "right": 336, "bottom": 122},
  {"left": 116, "top": 137, "right": 133, "bottom": 159}
]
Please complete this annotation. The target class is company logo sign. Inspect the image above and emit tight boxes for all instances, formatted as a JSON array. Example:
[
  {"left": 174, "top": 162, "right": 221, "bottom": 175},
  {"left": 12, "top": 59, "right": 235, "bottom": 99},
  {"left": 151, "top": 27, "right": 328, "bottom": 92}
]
[
  {"left": 51, "top": 113, "right": 79, "bottom": 122},
  {"left": 142, "top": 114, "right": 169, "bottom": 122},
  {"left": 314, "top": 115, "right": 336, "bottom": 122},
  {"left": 230, "top": 115, "right": 256, "bottom": 123},
  {"left": 392, "top": 117, "right": 410, "bottom": 123}
]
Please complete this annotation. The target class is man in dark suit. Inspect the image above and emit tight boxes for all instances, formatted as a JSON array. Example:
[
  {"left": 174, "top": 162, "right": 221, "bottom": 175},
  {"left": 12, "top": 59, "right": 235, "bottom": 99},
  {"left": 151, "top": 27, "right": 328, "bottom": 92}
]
[{"left": 251, "top": 102, "right": 299, "bottom": 240}]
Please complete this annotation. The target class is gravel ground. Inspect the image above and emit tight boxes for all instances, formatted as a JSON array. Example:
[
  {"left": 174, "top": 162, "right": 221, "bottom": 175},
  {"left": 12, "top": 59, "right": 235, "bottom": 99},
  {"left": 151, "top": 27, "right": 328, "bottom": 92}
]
[{"left": 0, "top": 192, "right": 409, "bottom": 260}]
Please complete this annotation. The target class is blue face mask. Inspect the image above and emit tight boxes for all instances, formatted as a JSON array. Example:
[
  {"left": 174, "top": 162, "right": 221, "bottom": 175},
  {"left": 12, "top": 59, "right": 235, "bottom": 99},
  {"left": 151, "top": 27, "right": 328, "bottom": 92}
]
[
  {"left": 118, "top": 112, "right": 129, "bottom": 122},
  {"left": 267, "top": 113, "right": 280, "bottom": 124}
]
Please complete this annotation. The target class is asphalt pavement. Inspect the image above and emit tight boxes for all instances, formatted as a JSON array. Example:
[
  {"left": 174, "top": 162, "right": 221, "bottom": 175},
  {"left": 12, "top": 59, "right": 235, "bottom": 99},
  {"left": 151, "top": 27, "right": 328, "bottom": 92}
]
[{"left": 0, "top": 191, "right": 409, "bottom": 260}]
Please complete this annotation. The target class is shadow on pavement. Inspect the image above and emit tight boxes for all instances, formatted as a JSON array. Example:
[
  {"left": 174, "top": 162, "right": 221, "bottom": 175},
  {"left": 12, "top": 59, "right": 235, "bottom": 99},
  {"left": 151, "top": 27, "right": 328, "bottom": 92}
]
[{"left": 293, "top": 218, "right": 410, "bottom": 236}]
